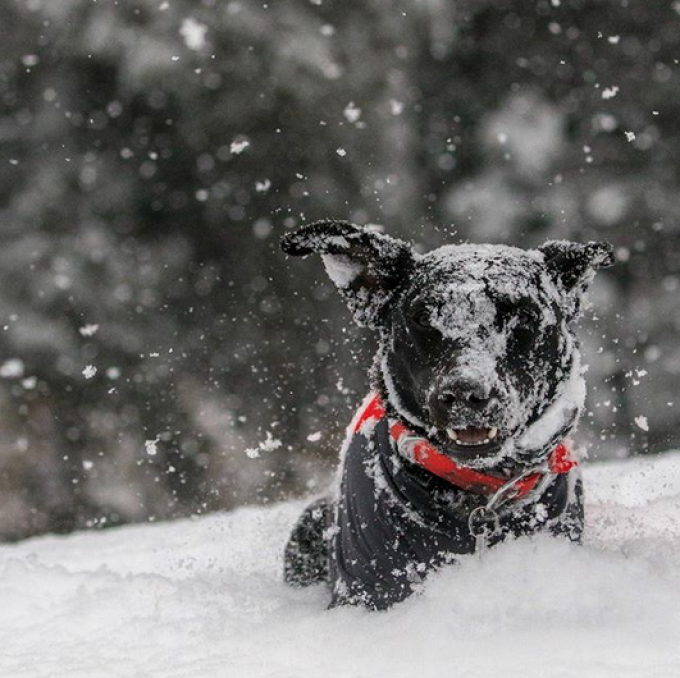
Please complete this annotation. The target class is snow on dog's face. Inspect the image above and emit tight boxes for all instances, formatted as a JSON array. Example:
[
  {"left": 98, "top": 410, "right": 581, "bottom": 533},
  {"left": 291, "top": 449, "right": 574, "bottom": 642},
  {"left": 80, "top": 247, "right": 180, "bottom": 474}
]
[{"left": 282, "top": 221, "right": 614, "bottom": 471}]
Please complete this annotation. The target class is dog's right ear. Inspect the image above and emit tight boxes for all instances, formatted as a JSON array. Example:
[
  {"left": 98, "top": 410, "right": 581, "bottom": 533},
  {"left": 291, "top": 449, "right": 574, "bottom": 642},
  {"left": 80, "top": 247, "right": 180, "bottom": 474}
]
[{"left": 281, "top": 220, "right": 414, "bottom": 328}]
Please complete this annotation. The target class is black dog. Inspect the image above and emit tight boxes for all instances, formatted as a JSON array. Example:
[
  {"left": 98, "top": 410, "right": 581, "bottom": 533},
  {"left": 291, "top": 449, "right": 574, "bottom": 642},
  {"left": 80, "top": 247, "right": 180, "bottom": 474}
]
[{"left": 281, "top": 221, "right": 614, "bottom": 610}]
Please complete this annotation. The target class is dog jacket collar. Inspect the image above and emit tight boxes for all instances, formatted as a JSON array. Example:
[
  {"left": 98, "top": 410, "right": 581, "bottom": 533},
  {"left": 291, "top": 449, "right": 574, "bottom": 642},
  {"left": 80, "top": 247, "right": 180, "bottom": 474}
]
[{"left": 354, "top": 393, "right": 577, "bottom": 500}]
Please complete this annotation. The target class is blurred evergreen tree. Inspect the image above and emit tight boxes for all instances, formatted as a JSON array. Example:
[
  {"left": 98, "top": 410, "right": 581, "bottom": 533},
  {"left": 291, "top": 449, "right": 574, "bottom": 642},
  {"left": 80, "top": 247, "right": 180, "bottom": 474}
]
[{"left": 0, "top": 0, "right": 675, "bottom": 539}]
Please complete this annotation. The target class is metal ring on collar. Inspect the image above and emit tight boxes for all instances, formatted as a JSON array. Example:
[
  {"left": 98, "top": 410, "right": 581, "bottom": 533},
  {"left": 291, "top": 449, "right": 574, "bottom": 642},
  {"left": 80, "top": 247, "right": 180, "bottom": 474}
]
[{"left": 468, "top": 505, "right": 501, "bottom": 538}]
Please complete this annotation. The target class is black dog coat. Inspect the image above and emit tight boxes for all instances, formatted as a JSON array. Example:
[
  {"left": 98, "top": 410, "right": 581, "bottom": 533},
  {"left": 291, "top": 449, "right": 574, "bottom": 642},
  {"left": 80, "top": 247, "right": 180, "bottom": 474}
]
[{"left": 329, "top": 394, "right": 583, "bottom": 610}]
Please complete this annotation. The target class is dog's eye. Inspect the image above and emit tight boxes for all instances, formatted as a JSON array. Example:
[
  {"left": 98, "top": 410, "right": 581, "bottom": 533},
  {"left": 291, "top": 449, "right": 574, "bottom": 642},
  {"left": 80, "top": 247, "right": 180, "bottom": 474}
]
[
  {"left": 412, "top": 309, "right": 433, "bottom": 329},
  {"left": 515, "top": 308, "right": 538, "bottom": 327},
  {"left": 509, "top": 309, "right": 540, "bottom": 351}
]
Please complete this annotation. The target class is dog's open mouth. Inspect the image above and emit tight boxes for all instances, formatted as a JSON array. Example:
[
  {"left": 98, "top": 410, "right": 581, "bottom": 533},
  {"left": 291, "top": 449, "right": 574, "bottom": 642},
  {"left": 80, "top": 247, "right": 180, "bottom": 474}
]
[{"left": 447, "top": 426, "right": 499, "bottom": 447}]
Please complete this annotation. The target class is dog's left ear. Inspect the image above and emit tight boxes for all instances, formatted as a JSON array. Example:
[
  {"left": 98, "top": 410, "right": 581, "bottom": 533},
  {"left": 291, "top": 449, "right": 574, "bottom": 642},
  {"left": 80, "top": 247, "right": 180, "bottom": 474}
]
[
  {"left": 539, "top": 239, "right": 615, "bottom": 316},
  {"left": 281, "top": 220, "right": 414, "bottom": 327}
]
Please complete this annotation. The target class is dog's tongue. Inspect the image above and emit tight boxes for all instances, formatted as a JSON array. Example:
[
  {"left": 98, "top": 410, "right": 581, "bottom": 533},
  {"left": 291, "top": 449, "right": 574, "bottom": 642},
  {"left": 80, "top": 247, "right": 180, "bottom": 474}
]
[{"left": 453, "top": 427, "right": 490, "bottom": 444}]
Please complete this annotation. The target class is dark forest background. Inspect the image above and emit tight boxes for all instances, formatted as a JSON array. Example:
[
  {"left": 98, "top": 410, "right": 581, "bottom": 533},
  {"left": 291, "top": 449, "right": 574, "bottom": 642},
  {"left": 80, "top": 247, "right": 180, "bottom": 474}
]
[{"left": 0, "top": 0, "right": 676, "bottom": 540}]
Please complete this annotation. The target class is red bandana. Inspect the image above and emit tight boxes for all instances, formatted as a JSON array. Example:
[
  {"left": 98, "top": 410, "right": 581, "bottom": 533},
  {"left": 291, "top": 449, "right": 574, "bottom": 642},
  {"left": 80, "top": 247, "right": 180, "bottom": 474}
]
[{"left": 353, "top": 393, "right": 577, "bottom": 499}]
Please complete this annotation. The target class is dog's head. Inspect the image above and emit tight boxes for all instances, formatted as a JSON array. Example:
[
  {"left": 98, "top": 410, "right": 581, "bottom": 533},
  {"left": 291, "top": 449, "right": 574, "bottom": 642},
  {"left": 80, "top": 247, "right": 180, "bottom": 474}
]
[{"left": 282, "top": 221, "right": 614, "bottom": 471}]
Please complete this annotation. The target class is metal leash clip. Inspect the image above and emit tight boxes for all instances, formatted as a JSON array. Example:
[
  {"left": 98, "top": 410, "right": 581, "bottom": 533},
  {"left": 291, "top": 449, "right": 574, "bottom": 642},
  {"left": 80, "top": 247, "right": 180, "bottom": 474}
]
[
  {"left": 468, "top": 505, "right": 501, "bottom": 555},
  {"left": 468, "top": 462, "right": 552, "bottom": 556}
]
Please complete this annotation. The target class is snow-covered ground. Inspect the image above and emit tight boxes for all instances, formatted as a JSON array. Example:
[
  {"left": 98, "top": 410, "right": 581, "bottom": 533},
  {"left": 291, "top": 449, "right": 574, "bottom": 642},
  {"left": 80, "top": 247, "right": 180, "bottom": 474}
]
[{"left": 2, "top": 454, "right": 680, "bottom": 678}]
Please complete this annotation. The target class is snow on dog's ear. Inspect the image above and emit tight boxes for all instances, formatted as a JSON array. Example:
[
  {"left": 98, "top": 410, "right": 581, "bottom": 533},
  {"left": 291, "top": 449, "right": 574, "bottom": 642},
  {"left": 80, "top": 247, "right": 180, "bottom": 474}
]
[
  {"left": 539, "top": 240, "right": 615, "bottom": 317},
  {"left": 281, "top": 220, "right": 414, "bottom": 327}
]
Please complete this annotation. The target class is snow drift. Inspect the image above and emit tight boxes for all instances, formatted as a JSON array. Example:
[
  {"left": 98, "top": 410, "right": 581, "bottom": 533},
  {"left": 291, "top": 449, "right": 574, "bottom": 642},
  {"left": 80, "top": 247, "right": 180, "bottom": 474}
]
[{"left": 2, "top": 454, "right": 680, "bottom": 678}]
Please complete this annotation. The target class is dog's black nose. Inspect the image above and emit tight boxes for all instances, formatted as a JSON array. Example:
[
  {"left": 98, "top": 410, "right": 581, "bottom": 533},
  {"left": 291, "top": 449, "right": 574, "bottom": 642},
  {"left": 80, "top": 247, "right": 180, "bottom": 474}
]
[{"left": 437, "top": 378, "right": 492, "bottom": 409}]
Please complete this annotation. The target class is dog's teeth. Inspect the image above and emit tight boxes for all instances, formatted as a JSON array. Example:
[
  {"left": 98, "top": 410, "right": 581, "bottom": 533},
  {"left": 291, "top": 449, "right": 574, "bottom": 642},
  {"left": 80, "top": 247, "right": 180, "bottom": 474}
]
[{"left": 447, "top": 428, "right": 498, "bottom": 447}]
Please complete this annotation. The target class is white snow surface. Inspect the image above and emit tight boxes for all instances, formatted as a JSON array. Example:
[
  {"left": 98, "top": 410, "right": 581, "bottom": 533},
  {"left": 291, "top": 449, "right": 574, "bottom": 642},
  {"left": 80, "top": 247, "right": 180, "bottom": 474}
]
[{"left": 3, "top": 454, "right": 680, "bottom": 678}]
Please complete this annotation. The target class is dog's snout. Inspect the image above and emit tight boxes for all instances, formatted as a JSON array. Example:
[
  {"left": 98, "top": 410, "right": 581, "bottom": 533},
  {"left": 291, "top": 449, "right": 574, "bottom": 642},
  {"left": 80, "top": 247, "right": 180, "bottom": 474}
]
[{"left": 435, "top": 378, "right": 495, "bottom": 411}]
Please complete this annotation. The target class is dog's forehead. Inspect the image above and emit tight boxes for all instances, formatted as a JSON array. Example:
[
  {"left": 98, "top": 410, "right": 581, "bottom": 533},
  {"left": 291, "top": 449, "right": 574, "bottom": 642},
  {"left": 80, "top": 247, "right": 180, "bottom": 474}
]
[{"left": 413, "top": 243, "right": 549, "bottom": 301}]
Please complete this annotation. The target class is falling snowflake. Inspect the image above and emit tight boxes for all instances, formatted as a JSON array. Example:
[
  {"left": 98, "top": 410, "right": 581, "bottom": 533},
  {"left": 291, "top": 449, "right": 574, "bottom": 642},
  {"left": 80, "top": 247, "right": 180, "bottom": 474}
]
[
  {"left": 82, "top": 365, "right": 97, "bottom": 379},
  {"left": 602, "top": 86, "right": 619, "bottom": 100},
  {"left": 245, "top": 431, "right": 282, "bottom": 458},
  {"left": 336, "top": 147, "right": 347, "bottom": 157},
  {"left": 21, "top": 377, "right": 37, "bottom": 390},
  {"left": 625, "top": 131, "right": 636, "bottom": 142},
  {"left": 0, "top": 359, "right": 24, "bottom": 378},
  {"left": 79, "top": 324, "right": 99, "bottom": 337},
  {"left": 230, "top": 139, "right": 250, "bottom": 155},
  {"left": 180, "top": 18, "right": 208, "bottom": 51},
  {"left": 634, "top": 416, "right": 649, "bottom": 432},
  {"left": 343, "top": 102, "right": 361, "bottom": 124},
  {"left": 145, "top": 438, "right": 160, "bottom": 456}
]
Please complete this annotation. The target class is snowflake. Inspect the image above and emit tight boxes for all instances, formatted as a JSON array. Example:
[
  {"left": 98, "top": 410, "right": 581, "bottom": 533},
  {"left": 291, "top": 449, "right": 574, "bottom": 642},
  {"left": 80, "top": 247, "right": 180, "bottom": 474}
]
[
  {"left": 0, "top": 359, "right": 24, "bottom": 378},
  {"left": 145, "top": 438, "right": 160, "bottom": 456},
  {"left": 230, "top": 139, "right": 250, "bottom": 155},
  {"left": 180, "top": 18, "right": 208, "bottom": 51},
  {"left": 79, "top": 324, "right": 99, "bottom": 337},
  {"left": 343, "top": 102, "right": 361, "bottom": 124},
  {"left": 245, "top": 431, "right": 282, "bottom": 458},
  {"left": 82, "top": 365, "right": 97, "bottom": 379}
]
